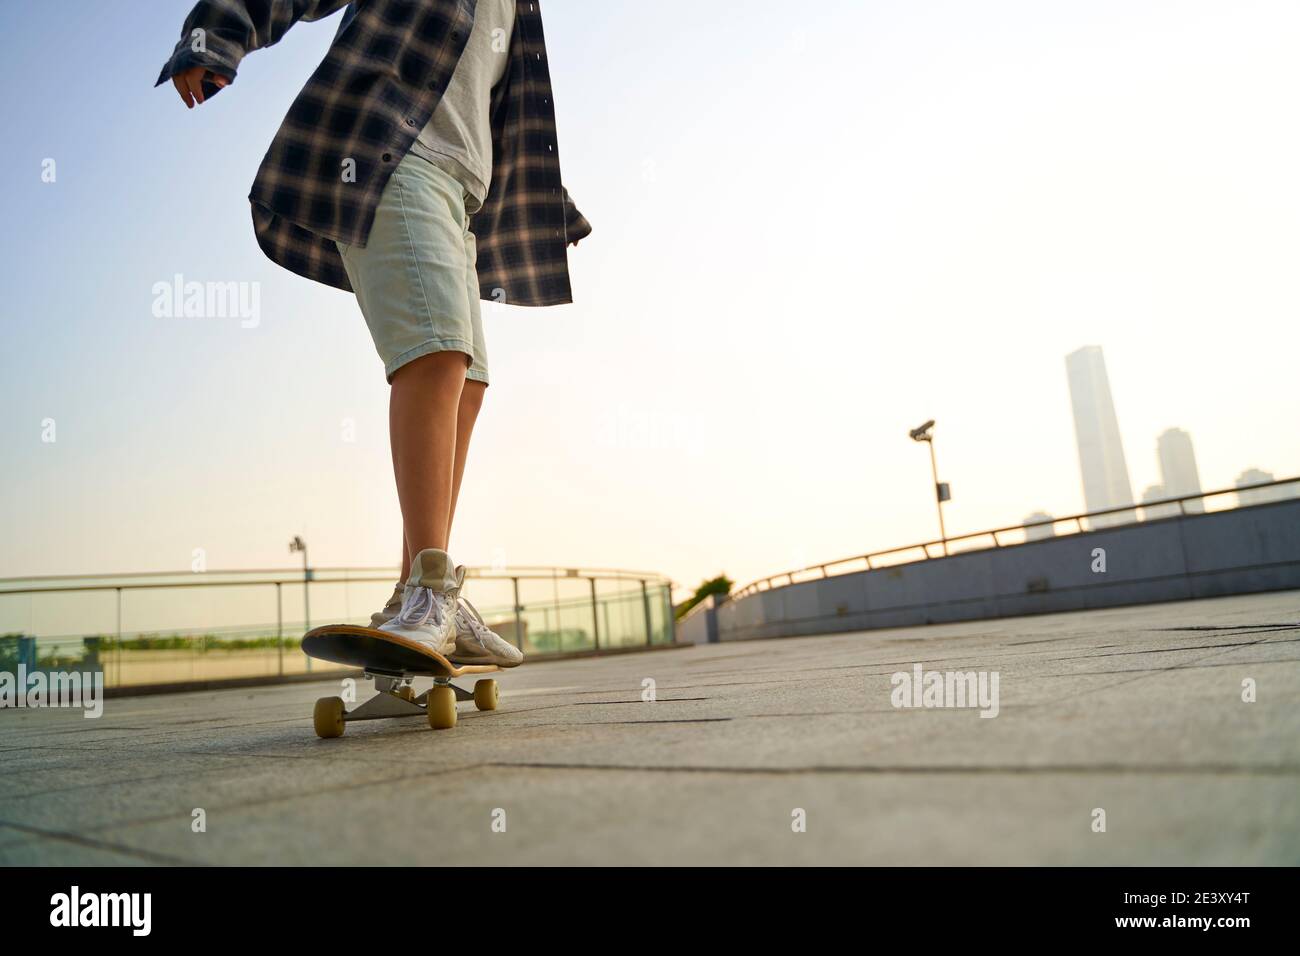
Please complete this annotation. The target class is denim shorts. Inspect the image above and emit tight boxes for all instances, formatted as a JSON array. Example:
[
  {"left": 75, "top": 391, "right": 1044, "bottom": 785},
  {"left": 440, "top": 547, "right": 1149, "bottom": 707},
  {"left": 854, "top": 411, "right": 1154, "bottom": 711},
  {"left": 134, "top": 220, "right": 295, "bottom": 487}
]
[{"left": 336, "top": 152, "right": 488, "bottom": 384}]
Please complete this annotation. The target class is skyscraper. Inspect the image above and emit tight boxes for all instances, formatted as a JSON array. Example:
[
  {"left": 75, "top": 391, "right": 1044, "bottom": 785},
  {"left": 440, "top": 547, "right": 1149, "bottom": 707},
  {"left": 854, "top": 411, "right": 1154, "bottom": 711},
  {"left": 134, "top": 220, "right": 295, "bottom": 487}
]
[
  {"left": 1156, "top": 427, "right": 1203, "bottom": 513},
  {"left": 1066, "top": 346, "right": 1134, "bottom": 526}
]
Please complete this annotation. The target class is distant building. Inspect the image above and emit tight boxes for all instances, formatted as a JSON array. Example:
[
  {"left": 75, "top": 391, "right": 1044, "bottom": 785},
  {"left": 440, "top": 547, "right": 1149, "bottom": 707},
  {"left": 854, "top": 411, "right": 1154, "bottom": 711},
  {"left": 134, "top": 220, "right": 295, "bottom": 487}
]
[
  {"left": 1140, "top": 482, "right": 1179, "bottom": 521},
  {"left": 1235, "top": 468, "right": 1297, "bottom": 507},
  {"left": 1156, "top": 428, "right": 1203, "bottom": 513},
  {"left": 1066, "top": 346, "right": 1134, "bottom": 527},
  {"left": 1023, "top": 512, "right": 1056, "bottom": 541}
]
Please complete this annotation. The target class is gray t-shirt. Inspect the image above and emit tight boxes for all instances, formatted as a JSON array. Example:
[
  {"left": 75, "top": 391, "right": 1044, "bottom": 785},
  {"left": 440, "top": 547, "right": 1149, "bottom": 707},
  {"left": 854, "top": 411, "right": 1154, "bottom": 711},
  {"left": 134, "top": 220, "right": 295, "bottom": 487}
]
[{"left": 409, "top": 0, "right": 516, "bottom": 212}]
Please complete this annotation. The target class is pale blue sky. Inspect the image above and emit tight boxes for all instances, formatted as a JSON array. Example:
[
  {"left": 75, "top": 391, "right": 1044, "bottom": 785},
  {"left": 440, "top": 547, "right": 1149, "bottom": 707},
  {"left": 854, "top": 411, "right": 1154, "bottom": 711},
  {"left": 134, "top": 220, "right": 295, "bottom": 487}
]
[{"left": 2, "top": 1, "right": 1298, "bottom": 597}]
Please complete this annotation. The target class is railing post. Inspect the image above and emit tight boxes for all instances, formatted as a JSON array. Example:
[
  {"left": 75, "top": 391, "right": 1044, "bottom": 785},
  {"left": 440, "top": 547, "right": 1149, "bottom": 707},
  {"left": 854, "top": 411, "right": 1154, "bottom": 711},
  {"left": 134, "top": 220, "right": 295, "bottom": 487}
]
[
  {"left": 553, "top": 572, "right": 565, "bottom": 654},
  {"left": 276, "top": 582, "right": 283, "bottom": 676},
  {"left": 303, "top": 571, "right": 313, "bottom": 673},
  {"left": 641, "top": 579, "right": 652, "bottom": 646},
  {"left": 589, "top": 577, "right": 600, "bottom": 651},
  {"left": 512, "top": 576, "right": 524, "bottom": 651},
  {"left": 115, "top": 586, "right": 122, "bottom": 687},
  {"left": 664, "top": 584, "right": 676, "bottom": 645}
]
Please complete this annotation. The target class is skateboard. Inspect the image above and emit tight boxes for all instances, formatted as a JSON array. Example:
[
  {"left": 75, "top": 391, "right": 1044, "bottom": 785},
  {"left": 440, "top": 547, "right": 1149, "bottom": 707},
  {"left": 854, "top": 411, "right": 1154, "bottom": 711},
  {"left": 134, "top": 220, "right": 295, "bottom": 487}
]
[{"left": 302, "top": 624, "right": 502, "bottom": 738}]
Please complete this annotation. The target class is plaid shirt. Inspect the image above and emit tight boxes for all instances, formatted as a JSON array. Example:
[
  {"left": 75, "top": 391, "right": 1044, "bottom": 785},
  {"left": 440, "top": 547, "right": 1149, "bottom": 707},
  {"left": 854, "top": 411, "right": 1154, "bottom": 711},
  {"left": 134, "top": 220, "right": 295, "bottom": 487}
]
[{"left": 156, "top": 0, "right": 590, "bottom": 307}]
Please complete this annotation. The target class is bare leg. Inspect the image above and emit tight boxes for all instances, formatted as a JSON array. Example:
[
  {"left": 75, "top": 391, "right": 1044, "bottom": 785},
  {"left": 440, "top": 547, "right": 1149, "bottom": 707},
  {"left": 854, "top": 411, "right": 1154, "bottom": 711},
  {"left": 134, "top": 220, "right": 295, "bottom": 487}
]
[
  {"left": 389, "top": 352, "right": 468, "bottom": 566},
  {"left": 395, "top": 376, "right": 487, "bottom": 579},
  {"left": 447, "top": 380, "right": 487, "bottom": 539}
]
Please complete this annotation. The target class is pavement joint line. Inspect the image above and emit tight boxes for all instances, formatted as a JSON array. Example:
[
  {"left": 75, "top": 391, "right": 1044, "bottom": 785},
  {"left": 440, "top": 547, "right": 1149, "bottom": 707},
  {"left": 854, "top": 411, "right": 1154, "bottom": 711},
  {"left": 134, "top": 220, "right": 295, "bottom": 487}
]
[
  {"left": 0, "top": 748, "right": 448, "bottom": 800},
  {"left": 570, "top": 698, "right": 710, "bottom": 705},
  {"left": 0, "top": 818, "right": 202, "bottom": 866},
  {"left": 118, "top": 747, "right": 491, "bottom": 769},
  {"left": 0, "top": 754, "right": 266, "bottom": 801},
  {"left": 472, "top": 761, "right": 1300, "bottom": 776},
  {"left": 670, "top": 639, "right": 1268, "bottom": 678},
  {"left": 46, "top": 761, "right": 504, "bottom": 841},
  {"left": 1, "top": 697, "right": 699, "bottom": 753},
  {"left": 1049, "top": 656, "right": 1300, "bottom": 679},
  {"left": 523, "top": 718, "right": 734, "bottom": 727},
  {"left": 0, "top": 714, "right": 313, "bottom": 745},
  {"left": 1048, "top": 637, "right": 1300, "bottom": 660},
  {"left": 1152, "top": 623, "right": 1299, "bottom": 632},
  {"left": 1, "top": 739, "right": 472, "bottom": 762},
  {"left": 999, "top": 631, "right": 1300, "bottom": 708}
]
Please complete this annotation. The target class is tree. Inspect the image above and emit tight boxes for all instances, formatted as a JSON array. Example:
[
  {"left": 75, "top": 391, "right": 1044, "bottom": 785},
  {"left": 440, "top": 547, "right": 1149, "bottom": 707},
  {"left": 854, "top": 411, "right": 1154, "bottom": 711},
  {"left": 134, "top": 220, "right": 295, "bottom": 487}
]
[{"left": 675, "top": 575, "right": 732, "bottom": 620}]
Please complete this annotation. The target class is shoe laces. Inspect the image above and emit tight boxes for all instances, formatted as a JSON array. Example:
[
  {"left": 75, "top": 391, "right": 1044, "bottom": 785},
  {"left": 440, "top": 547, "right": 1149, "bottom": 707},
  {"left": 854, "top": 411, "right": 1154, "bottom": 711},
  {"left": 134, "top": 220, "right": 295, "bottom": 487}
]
[
  {"left": 457, "top": 598, "right": 496, "bottom": 648},
  {"left": 394, "top": 587, "right": 452, "bottom": 628}
]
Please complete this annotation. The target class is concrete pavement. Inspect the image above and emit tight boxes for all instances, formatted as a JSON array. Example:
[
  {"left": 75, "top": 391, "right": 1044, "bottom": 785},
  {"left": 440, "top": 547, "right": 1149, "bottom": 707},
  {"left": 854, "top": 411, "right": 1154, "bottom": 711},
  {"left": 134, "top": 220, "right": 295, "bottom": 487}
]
[{"left": 2, "top": 590, "right": 1298, "bottom": 865}]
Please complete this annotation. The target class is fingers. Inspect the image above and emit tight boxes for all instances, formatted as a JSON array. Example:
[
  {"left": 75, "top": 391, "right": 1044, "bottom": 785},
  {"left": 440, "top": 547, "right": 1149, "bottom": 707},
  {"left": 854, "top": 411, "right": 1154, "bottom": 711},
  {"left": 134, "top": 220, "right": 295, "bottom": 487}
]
[
  {"left": 172, "top": 67, "right": 222, "bottom": 108},
  {"left": 172, "top": 73, "right": 194, "bottom": 108},
  {"left": 184, "top": 69, "right": 206, "bottom": 106}
]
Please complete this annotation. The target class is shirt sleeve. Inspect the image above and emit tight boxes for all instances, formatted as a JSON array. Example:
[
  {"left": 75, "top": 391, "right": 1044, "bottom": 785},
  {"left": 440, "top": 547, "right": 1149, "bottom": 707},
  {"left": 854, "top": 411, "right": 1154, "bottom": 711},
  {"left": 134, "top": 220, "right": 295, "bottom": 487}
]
[{"left": 154, "top": 0, "right": 354, "bottom": 89}]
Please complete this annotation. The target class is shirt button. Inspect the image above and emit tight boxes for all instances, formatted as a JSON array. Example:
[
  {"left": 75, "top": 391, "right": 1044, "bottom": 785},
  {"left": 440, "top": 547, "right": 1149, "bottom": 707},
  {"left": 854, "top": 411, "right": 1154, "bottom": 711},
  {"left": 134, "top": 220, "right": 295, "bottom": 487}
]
[
  {"left": 382, "top": 152, "right": 392, "bottom": 162},
  {"left": 406, "top": 118, "right": 416, "bottom": 127}
]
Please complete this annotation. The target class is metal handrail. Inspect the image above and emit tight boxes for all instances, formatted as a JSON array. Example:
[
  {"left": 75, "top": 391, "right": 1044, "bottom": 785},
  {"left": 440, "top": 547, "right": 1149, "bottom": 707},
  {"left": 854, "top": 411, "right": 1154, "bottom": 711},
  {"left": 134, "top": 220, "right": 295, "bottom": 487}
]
[
  {"left": 730, "top": 475, "right": 1299, "bottom": 599},
  {"left": 0, "top": 565, "right": 671, "bottom": 595},
  {"left": 0, "top": 565, "right": 678, "bottom": 689}
]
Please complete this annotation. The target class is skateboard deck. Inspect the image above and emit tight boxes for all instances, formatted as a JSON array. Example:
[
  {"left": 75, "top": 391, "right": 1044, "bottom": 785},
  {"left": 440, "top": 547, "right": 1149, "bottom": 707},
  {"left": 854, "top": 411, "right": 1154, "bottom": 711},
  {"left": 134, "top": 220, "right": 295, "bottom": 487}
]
[
  {"left": 302, "top": 624, "right": 503, "bottom": 739},
  {"left": 303, "top": 624, "right": 499, "bottom": 679}
]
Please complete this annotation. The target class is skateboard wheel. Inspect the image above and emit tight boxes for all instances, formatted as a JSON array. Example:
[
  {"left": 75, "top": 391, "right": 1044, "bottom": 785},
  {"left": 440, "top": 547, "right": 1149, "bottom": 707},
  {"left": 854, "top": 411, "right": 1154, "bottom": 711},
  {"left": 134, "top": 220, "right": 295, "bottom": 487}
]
[
  {"left": 313, "top": 697, "right": 346, "bottom": 739},
  {"left": 473, "top": 679, "right": 499, "bottom": 711},
  {"left": 427, "top": 686, "right": 457, "bottom": 730}
]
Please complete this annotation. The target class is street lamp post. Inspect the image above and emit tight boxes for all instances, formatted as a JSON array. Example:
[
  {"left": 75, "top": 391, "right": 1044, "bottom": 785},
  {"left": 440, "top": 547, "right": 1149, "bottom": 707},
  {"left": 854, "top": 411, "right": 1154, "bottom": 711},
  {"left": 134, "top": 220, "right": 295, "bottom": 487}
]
[
  {"left": 289, "top": 535, "right": 311, "bottom": 631},
  {"left": 909, "top": 420, "right": 950, "bottom": 556}
]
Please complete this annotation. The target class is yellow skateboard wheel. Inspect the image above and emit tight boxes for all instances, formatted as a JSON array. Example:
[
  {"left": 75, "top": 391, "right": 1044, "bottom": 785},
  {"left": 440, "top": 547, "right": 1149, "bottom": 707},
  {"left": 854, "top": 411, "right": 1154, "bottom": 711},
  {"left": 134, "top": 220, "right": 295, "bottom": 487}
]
[
  {"left": 473, "top": 679, "right": 499, "bottom": 711},
  {"left": 313, "top": 697, "right": 346, "bottom": 739},
  {"left": 427, "top": 686, "right": 457, "bottom": 730}
]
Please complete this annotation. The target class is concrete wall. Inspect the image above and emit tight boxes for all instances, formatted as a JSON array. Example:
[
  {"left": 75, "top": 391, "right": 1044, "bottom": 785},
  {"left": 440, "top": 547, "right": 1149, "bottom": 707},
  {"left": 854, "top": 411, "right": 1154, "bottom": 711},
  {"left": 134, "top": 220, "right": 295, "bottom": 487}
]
[
  {"left": 676, "top": 593, "right": 724, "bottom": 644},
  {"left": 699, "top": 498, "right": 1300, "bottom": 643}
]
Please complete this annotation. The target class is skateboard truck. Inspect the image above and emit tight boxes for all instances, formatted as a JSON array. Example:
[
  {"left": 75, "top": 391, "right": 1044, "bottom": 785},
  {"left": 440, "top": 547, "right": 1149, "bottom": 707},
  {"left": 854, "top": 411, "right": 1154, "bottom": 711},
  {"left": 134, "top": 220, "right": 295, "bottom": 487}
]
[{"left": 370, "top": 672, "right": 475, "bottom": 702}]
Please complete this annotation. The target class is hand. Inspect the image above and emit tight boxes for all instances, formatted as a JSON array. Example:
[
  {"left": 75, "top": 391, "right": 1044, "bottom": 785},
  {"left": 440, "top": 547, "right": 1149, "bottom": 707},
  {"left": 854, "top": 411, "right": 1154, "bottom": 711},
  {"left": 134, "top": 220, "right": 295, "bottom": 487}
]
[{"left": 171, "top": 65, "right": 229, "bottom": 108}]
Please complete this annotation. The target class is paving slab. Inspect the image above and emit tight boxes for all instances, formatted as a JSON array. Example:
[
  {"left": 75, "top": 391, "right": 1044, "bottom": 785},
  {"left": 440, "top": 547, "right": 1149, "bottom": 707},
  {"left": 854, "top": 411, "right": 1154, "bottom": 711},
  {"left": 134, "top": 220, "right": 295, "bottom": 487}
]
[{"left": 2, "top": 590, "right": 1297, "bottom": 865}]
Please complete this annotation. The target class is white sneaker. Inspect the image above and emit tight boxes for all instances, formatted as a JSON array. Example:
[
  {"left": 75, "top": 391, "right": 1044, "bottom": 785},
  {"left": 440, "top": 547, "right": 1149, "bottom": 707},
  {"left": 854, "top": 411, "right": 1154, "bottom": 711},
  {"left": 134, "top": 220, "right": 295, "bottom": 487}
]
[
  {"left": 376, "top": 549, "right": 460, "bottom": 655},
  {"left": 378, "top": 585, "right": 457, "bottom": 655},
  {"left": 370, "top": 583, "right": 405, "bottom": 628},
  {"left": 451, "top": 597, "right": 524, "bottom": 668}
]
